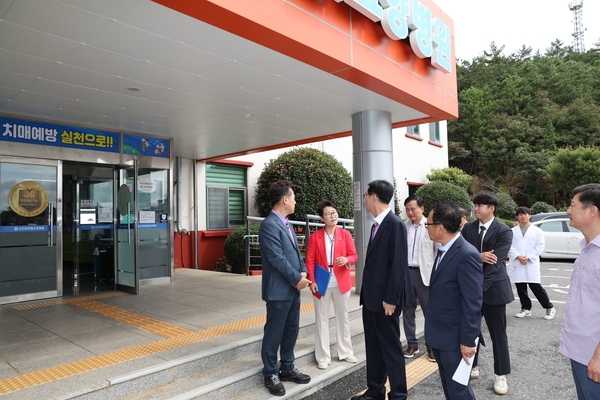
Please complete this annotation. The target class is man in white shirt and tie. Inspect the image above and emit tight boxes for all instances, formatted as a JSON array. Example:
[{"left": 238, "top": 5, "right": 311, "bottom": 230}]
[{"left": 402, "top": 196, "right": 438, "bottom": 362}]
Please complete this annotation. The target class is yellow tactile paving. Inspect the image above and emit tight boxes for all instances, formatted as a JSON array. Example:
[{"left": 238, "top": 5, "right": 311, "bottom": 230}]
[
  {"left": 11, "top": 292, "right": 125, "bottom": 310},
  {"left": 0, "top": 299, "right": 317, "bottom": 395},
  {"left": 406, "top": 353, "right": 439, "bottom": 388},
  {"left": 73, "top": 301, "right": 193, "bottom": 338}
]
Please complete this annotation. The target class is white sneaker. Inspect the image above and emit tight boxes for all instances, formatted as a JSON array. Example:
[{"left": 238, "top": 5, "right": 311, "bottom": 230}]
[
  {"left": 494, "top": 374, "right": 508, "bottom": 395},
  {"left": 470, "top": 367, "right": 479, "bottom": 380},
  {"left": 544, "top": 307, "right": 556, "bottom": 320},
  {"left": 317, "top": 362, "right": 328, "bottom": 369},
  {"left": 515, "top": 309, "right": 531, "bottom": 318},
  {"left": 342, "top": 355, "right": 357, "bottom": 363}
]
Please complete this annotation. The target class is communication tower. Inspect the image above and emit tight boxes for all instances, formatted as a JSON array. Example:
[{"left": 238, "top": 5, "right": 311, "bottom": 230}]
[{"left": 568, "top": 0, "right": 586, "bottom": 52}]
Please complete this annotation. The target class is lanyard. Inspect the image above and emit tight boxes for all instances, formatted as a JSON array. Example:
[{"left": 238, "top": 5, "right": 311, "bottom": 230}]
[{"left": 325, "top": 230, "right": 335, "bottom": 274}]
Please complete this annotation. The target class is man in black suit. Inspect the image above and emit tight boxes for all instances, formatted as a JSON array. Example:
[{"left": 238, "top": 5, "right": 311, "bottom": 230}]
[
  {"left": 259, "top": 180, "right": 312, "bottom": 396},
  {"left": 351, "top": 180, "right": 411, "bottom": 400},
  {"left": 425, "top": 203, "right": 483, "bottom": 400},
  {"left": 461, "top": 191, "right": 514, "bottom": 395}
]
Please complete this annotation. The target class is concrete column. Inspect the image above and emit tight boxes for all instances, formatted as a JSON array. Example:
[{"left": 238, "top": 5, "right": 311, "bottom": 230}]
[{"left": 352, "top": 110, "right": 395, "bottom": 295}]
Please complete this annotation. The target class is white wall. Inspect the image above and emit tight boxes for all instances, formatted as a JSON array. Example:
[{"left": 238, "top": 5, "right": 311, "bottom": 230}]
[
  {"left": 181, "top": 122, "right": 449, "bottom": 227},
  {"left": 231, "top": 121, "right": 449, "bottom": 217}
]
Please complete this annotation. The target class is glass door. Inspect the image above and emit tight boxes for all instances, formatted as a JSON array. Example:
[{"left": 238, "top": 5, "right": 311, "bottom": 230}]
[
  {"left": 115, "top": 161, "right": 138, "bottom": 294},
  {"left": 62, "top": 163, "right": 114, "bottom": 295},
  {"left": 0, "top": 157, "right": 61, "bottom": 304}
]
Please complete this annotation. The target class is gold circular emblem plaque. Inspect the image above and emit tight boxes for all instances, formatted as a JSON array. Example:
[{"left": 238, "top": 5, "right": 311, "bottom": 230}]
[{"left": 7, "top": 181, "right": 50, "bottom": 217}]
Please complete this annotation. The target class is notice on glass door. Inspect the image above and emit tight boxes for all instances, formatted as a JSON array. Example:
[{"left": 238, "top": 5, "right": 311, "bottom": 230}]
[
  {"left": 98, "top": 202, "right": 113, "bottom": 223},
  {"left": 139, "top": 210, "right": 156, "bottom": 224}
]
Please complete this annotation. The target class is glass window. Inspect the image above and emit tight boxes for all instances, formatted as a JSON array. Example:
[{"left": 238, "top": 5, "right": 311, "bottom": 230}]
[
  {"left": 206, "top": 164, "right": 247, "bottom": 230},
  {"left": 429, "top": 122, "right": 440, "bottom": 143},
  {"left": 537, "top": 221, "right": 564, "bottom": 233},
  {"left": 567, "top": 225, "right": 582, "bottom": 233},
  {"left": 407, "top": 125, "right": 420, "bottom": 136}
]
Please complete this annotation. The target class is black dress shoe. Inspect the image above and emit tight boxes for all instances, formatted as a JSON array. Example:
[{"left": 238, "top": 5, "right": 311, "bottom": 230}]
[
  {"left": 403, "top": 345, "right": 419, "bottom": 358},
  {"left": 427, "top": 347, "right": 436, "bottom": 362},
  {"left": 265, "top": 375, "right": 285, "bottom": 396},
  {"left": 350, "top": 393, "right": 385, "bottom": 400},
  {"left": 279, "top": 365, "right": 311, "bottom": 384}
]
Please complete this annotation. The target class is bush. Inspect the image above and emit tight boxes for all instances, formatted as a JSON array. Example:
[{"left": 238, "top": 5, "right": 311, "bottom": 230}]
[
  {"left": 254, "top": 148, "right": 353, "bottom": 220},
  {"left": 427, "top": 167, "right": 474, "bottom": 194},
  {"left": 414, "top": 181, "right": 472, "bottom": 215},
  {"left": 531, "top": 201, "right": 557, "bottom": 214},
  {"left": 495, "top": 192, "right": 518, "bottom": 220},
  {"left": 224, "top": 222, "right": 261, "bottom": 273}
]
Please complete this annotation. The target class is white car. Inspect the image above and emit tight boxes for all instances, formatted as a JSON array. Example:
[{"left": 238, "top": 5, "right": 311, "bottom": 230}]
[{"left": 531, "top": 218, "right": 583, "bottom": 259}]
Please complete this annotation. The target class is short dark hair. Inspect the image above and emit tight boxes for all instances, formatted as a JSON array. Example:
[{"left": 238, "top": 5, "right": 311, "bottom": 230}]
[
  {"left": 573, "top": 183, "right": 600, "bottom": 209},
  {"left": 317, "top": 200, "right": 337, "bottom": 217},
  {"left": 404, "top": 196, "right": 424, "bottom": 207},
  {"left": 367, "top": 180, "right": 394, "bottom": 204},
  {"left": 458, "top": 207, "right": 469, "bottom": 219},
  {"left": 516, "top": 206, "right": 531, "bottom": 216},
  {"left": 472, "top": 190, "right": 499, "bottom": 215},
  {"left": 431, "top": 202, "right": 461, "bottom": 234},
  {"left": 268, "top": 180, "right": 292, "bottom": 206}
]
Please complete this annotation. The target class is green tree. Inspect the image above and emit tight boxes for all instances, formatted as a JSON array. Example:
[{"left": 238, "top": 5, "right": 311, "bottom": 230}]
[
  {"left": 414, "top": 181, "right": 472, "bottom": 215},
  {"left": 223, "top": 223, "right": 261, "bottom": 273},
  {"left": 254, "top": 148, "right": 353, "bottom": 220},
  {"left": 495, "top": 192, "right": 518, "bottom": 220},
  {"left": 426, "top": 167, "right": 474, "bottom": 194},
  {"left": 531, "top": 201, "right": 557, "bottom": 214},
  {"left": 547, "top": 147, "right": 600, "bottom": 202}
]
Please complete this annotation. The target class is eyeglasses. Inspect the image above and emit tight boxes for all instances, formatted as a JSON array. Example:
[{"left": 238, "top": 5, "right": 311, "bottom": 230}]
[
  {"left": 323, "top": 211, "right": 338, "bottom": 218},
  {"left": 424, "top": 222, "right": 440, "bottom": 227},
  {"left": 363, "top": 192, "right": 372, "bottom": 198}
]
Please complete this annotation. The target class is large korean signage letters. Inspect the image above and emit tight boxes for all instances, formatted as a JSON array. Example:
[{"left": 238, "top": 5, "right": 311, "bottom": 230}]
[{"left": 335, "top": 0, "right": 452, "bottom": 73}]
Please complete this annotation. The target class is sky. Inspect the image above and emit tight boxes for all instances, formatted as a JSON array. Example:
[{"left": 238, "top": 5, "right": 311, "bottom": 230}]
[{"left": 432, "top": 0, "right": 600, "bottom": 61}]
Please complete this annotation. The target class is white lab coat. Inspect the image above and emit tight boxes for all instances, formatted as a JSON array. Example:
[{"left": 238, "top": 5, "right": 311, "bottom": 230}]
[{"left": 508, "top": 224, "right": 545, "bottom": 283}]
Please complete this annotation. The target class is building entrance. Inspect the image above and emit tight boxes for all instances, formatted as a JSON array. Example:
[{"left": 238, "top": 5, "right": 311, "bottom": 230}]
[{"left": 62, "top": 162, "right": 115, "bottom": 295}]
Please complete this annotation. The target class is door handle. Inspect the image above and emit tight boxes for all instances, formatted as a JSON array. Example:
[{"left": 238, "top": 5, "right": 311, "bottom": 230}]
[
  {"left": 48, "top": 202, "right": 54, "bottom": 247},
  {"left": 127, "top": 202, "right": 131, "bottom": 244}
]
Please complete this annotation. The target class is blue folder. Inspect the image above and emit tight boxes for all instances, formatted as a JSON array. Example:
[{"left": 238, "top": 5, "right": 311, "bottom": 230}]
[{"left": 313, "top": 263, "right": 331, "bottom": 299}]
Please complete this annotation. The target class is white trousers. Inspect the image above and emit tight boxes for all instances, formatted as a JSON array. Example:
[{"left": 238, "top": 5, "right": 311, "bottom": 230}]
[{"left": 313, "top": 287, "right": 354, "bottom": 364}]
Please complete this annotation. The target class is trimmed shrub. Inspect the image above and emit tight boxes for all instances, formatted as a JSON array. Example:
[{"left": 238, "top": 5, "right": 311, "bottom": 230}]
[
  {"left": 414, "top": 181, "right": 472, "bottom": 215},
  {"left": 254, "top": 148, "right": 353, "bottom": 220},
  {"left": 426, "top": 167, "right": 474, "bottom": 194},
  {"left": 224, "top": 222, "right": 261, "bottom": 273},
  {"left": 531, "top": 201, "right": 557, "bottom": 214},
  {"left": 496, "top": 192, "right": 518, "bottom": 220}
]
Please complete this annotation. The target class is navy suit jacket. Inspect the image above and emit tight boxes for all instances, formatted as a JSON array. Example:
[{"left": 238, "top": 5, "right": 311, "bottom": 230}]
[
  {"left": 425, "top": 235, "right": 483, "bottom": 350},
  {"left": 259, "top": 211, "right": 307, "bottom": 302},
  {"left": 461, "top": 218, "right": 514, "bottom": 305},
  {"left": 360, "top": 211, "right": 412, "bottom": 312}
]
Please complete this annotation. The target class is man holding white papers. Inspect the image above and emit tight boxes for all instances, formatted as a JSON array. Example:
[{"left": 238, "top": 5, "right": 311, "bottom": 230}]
[{"left": 425, "top": 203, "right": 484, "bottom": 400}]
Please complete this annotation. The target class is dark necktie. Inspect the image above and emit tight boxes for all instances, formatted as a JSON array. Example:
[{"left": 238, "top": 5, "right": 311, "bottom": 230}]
[
  {"left": 371, "top": 222, "right": 379, "bottom": 240},
  {"left": 434, "top": 249, "right": 445, "bottom": 270},
  {"left": 478, "top": 226, "right": 486, "bottom": 252}
]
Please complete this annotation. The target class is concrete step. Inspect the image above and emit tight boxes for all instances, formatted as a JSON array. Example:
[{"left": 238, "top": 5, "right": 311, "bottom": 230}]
[
  {"left": 123, "top": 318, "right": 366, "bottom": 400},
  {"left": 65, "top": 308, "right": 363, "bottom": 400}
]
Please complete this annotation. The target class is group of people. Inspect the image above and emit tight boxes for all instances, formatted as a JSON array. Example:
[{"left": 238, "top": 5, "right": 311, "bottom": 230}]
[{"left": 257, "top": 178, "right": 600, "bottom": 400}]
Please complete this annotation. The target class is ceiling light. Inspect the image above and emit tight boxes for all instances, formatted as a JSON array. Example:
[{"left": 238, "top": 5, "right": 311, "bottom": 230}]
[
  {"left": 244, "top": 113, "right": 254, "bottom": 117},
  {"left": 127, "top": 87, "right": 141, "bottom": 92}
]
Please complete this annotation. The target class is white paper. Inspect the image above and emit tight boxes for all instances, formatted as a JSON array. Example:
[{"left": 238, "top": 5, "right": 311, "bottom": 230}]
[
  {"left": 139, "top": 210, "right": 156, "bottom": 223},
  {"left": 452, "top": 337, "right": 479, "bottom": 386}
]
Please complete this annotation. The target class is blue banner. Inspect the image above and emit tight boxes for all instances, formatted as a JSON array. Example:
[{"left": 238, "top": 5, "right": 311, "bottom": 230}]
[
  {"left": 0, "top": 117, "right": 119, "bottom": 152},
  {"left": 0, "top": 225, "right": 56, "bottom": 232},
  {"left": 123, "top": 134, "right": 169, "bottom": 158}
]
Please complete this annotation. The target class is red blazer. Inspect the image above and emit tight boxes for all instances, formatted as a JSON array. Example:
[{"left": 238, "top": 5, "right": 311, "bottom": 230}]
[{"left": 305, "top": 227, "right": 358, "bottom": 296}]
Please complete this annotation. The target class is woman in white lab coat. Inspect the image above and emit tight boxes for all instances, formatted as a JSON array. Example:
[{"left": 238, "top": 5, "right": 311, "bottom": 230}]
[{"left": 508, "top": 207, "right": 556, "bottom": 320}]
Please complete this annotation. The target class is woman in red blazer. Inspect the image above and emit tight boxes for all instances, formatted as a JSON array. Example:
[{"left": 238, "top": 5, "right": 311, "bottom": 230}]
[{"left": 306, "top": 201, "right": 359, "bottom": 369}]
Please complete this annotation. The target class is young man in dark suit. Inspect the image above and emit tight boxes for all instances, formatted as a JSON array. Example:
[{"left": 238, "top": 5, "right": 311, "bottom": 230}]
[
  {"left": 259, "top": 180, "right": 312, "bottom": 396},
  {"left": 351, "top": 180, "right": 411, "bottom": 400},
  {"left": 425, "top": 202, "right": 483, "bottom": 399},
  {"left": 461, "top": 191, "right": 514, "bottom": 395}
]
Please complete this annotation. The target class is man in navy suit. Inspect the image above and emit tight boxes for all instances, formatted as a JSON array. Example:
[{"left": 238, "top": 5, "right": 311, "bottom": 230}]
[
  {"left": 259, "top": 180, "right": 312, "bottom": 396},
  {"left": 425, "top": 203, "right": 483, "bottom": 400},
  {"left": 351, "top": 180, "right": 411, "bottom": 400},
  {"left": 461, "top": 191, "right": 514, "bottom": 395}
]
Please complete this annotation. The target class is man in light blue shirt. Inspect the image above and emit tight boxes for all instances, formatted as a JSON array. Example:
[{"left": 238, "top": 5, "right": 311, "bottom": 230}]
[{"left": 559, "top": 183, "right": 600, "bottom": 399}]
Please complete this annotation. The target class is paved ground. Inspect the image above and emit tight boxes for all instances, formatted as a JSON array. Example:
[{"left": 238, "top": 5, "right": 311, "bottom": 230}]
[{"left": 306, "top": 260, "right": 578, "bottom": 400}]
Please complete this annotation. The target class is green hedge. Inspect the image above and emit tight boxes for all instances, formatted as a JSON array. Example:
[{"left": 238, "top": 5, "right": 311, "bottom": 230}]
[
  {"left": 223, "top": 222, "right": 261, "bottom": 273},
  {"left": 414, "top": 181, "right": 472, "bottom": 215}
]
